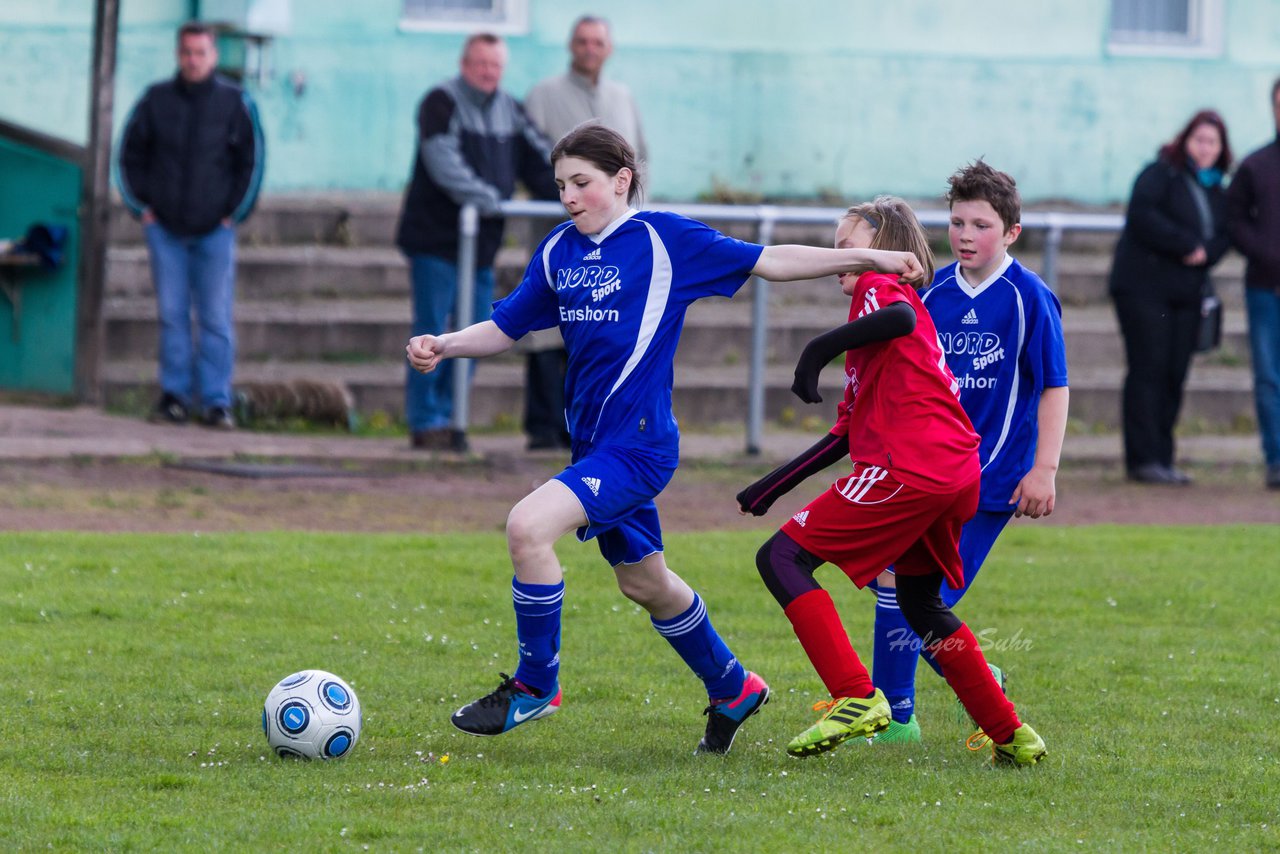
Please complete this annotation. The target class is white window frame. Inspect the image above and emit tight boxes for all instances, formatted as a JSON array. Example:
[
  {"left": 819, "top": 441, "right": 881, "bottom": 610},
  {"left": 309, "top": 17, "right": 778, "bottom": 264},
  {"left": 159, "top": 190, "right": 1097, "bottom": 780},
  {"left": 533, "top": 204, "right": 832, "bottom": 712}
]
[
  {"left": 399, "top": 0, "right": 528, "bottom": 35},
  {"left": 1107, "top": 0, "right": 1224, "bottom": 58}
]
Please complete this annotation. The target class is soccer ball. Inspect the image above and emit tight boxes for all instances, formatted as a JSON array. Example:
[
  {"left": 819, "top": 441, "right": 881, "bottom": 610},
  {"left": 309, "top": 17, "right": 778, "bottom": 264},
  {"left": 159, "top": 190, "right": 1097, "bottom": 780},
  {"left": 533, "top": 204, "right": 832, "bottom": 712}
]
[{"left": 262, "top": 670, "right": 361, "bottom": 760}]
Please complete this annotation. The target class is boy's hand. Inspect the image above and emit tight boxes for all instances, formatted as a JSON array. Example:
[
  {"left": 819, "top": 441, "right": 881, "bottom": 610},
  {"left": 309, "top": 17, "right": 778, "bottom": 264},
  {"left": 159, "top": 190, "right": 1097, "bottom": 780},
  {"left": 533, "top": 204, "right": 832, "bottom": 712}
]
[
  {"left": 1010, "top": 465, "right": 1056, "bottom": 518},
  {"left": 406, "top": 334, "right": 446, "bottom": 373}
]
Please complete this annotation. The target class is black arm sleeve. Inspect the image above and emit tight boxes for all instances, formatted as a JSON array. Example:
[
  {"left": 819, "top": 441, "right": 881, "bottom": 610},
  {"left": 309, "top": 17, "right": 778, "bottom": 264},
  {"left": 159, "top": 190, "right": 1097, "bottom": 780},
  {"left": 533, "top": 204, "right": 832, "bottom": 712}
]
[
  {"left": 792, "top": 301, "right": 917, "bottom": 404},
  {"left": 736, "top": 431, "right": 850, "bottom": 516}
]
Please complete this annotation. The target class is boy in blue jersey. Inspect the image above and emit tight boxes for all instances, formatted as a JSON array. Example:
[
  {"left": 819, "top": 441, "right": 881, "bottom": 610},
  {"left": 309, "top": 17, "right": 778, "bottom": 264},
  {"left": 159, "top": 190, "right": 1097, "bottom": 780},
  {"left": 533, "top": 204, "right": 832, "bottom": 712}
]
[
  {"left": 868, "top": 161, "right": 1069, "bottom": 743},
  {"left": 407, "top": 124, "right": 925, "bottom": 755}
]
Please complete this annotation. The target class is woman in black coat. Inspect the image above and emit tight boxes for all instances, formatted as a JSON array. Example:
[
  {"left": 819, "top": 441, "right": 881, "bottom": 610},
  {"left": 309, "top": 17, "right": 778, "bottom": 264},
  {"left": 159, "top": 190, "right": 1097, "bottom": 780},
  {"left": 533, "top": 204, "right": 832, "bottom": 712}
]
[{"left": 1109, "top": 110, "right": 1233, "bottom": 484}]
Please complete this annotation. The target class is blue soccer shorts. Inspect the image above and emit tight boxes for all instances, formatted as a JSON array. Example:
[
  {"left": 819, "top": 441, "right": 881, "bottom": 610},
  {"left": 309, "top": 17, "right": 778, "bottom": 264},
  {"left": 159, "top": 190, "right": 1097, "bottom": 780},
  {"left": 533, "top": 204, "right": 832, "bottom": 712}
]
[{"left": 554, "top": 442, "right": 678, "bottom": 567}]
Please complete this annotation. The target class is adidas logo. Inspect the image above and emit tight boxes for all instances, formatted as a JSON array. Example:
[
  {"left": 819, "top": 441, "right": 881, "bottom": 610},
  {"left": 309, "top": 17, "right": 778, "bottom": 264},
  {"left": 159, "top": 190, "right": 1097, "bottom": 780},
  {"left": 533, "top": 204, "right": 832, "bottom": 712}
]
[
  {"left": 892, "top": 699, "right": 913, "bottom": 710},
  {"left": 581, "top": 476, "right": 601, "bottom": 496},
  {"left": 961, "top": 308, "right": 979, "bottom": 325},
  {"left": 582, "top": 247, "right": 602, "bottom": 261},
  {"left": 792, "top": 510, "right": 809, "bottom": 527}
]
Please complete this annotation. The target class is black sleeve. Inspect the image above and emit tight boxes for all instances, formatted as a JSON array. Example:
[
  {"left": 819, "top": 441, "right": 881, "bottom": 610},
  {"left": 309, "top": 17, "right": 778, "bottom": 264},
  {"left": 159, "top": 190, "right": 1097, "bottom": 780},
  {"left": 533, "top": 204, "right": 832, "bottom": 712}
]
[
  {"left": 736, "top": 431, "right": 849, "bottom": 516},
  {"left": 225, "top": 92, "right": 264, "bottom": 223},
  {"left": 118, "top": 92, "right": 154, "bottom": 217},
  {"left": 1125, "top": 163, "right": 1199, "bottom": 258},
  {"left": 792, "top": 301, "right": 917, "bottom": 404}
]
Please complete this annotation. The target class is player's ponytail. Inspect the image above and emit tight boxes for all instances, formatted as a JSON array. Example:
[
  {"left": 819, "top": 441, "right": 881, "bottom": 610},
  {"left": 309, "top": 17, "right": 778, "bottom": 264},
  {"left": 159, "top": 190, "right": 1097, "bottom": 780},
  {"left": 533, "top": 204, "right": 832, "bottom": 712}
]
[
  {"left": 550, "top": 122, "right": 644, "bottom": 204},
  {"left": 844, "top": 196, "right": 935, "bottom": 288}
]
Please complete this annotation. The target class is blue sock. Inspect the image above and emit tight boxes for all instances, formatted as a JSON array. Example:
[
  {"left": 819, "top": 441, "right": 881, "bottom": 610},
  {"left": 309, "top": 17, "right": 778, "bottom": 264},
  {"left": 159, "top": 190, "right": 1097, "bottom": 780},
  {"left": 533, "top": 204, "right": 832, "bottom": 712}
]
[
  {"left": 511, "top": 576, "right": 564, "bottom": 697},
  {"left": 871, "top": 583, "right": 921, "bottom": 723},
  {"left": 651, "top": 593, "right": 745, "bottom": 701}
]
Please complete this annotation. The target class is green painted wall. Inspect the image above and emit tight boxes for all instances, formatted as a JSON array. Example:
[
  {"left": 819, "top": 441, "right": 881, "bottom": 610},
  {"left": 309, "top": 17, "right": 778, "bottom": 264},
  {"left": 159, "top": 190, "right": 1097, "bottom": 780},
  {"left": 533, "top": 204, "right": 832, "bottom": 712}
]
[
  {"left": 0, "top": 138, "right": 81, "bottom": 394},
  {"left": 2, "top": 0, "right": 1278, "bottom": 204}
]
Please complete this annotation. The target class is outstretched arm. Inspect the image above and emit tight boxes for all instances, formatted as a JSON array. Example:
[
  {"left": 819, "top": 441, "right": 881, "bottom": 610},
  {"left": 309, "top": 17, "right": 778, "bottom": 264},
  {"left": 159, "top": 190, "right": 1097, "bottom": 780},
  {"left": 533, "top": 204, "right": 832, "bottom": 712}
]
[
  {"left": 752, "top": 245, "right": 924, "bottom": 286},
  {"left": 736, "top": 431, "right": 850, "bottom": 516},
  {"left": 406, "top": 321, "right": 515, "bottom": 374},
  {"left": 791, "top": 302, "right": 917, "bottom": 403},
  {"left": 1010, "top": 385, "right": 1069, "bottom": 518}
]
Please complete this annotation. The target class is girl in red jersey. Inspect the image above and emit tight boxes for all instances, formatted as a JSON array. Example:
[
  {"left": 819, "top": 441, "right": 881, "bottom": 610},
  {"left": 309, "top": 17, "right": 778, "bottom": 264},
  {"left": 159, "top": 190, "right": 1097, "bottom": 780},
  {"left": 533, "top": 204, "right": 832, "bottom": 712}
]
[{"left": 740, "top": 197, "right": 1045, "bottom": 764}]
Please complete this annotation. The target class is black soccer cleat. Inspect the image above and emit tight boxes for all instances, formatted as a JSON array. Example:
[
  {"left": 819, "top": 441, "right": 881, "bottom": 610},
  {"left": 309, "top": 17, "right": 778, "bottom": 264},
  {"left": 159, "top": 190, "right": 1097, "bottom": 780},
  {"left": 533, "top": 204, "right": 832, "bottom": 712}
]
[
  {"left": 695, "top": 671, "right": 770, "bottom": 755},
  {"left": 450, "top": 673, "right": 561, "bottom": 736}
]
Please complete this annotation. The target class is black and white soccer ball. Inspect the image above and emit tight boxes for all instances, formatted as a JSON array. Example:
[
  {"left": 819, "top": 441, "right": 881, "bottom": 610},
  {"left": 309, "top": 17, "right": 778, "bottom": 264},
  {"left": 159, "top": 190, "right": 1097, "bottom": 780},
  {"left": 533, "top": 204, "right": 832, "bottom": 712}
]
[{"left": 262, "top": 670, "right": 361, "bottom": 760}]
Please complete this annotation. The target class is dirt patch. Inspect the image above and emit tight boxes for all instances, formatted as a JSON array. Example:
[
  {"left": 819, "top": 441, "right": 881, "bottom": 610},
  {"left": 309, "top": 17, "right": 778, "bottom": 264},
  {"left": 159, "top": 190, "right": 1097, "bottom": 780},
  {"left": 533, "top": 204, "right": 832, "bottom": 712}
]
[{"left": 1, "top": 455, "right": 1276, "bottom": 533}]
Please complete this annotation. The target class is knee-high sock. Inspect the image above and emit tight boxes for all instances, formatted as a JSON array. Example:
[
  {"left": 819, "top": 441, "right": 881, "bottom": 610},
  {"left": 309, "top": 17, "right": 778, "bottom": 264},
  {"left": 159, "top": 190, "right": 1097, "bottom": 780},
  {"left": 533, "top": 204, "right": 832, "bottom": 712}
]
[
  {"left": 511, "top": 577, "right": 564, "bottom": 696},
  {"left": 651, "top": 593, "right": 745, "bottom": 701},
  {"left": 871, "top": 584, "right": 920, "bottom": 723},
  {"left": 783, "top": 589, "right": 874, "bottom": 699},
  {"left": 927, "top": 623, "right": 1019, "bottom": 743}
]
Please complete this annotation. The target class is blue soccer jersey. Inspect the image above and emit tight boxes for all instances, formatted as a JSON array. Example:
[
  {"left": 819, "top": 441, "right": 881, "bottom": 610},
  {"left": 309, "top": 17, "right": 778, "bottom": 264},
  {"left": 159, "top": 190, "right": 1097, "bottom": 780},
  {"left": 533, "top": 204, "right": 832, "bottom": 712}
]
[
  {"left": 491, "top": 210, "right": 764, "bottom": 453},
  {"left": 923, "top": 254, "right": 1069, "bottom": 512}
]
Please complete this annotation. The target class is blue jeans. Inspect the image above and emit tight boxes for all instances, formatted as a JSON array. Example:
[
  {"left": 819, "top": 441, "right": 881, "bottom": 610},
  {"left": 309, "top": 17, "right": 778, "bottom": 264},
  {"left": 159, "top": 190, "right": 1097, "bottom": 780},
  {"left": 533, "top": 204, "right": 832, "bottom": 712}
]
[
  {"left": 1245, "top": 286, "right": 1280, "bottom": 466},
  {"left": 404, "top": 253, "right": 495, "bottom": 431},
  {"left": 144, "top": 222, "right": 237, "bottom": 409}
]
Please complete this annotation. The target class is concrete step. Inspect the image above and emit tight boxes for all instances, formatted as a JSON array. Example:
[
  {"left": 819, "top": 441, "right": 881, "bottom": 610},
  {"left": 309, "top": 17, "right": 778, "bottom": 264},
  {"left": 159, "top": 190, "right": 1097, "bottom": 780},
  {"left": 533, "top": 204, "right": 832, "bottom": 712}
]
[
  {"left": 100, "top": 356, "right": 1258, "bottom": 434},
  {"left": 101, "top": 294, "right": 1252, "bottom": 373},
  {"left": 105, "top": 239, "right": 1249, "bottom": 312}
]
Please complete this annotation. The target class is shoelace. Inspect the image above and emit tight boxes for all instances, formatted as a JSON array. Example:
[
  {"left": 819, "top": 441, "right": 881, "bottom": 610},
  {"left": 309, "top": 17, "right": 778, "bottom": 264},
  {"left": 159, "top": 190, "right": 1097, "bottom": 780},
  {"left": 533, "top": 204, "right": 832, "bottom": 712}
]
[
  {"left": 966, "top": 729, "right": 993, "bottom": 754},
  {"left": 811, "top": 699, "right": 838, "bottom": 715}
]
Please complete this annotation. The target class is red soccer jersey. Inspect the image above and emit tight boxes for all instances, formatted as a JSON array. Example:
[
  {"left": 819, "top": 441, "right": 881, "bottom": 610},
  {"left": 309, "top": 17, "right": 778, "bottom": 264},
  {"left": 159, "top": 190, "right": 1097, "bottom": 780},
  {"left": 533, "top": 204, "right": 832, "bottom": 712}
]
[{"left": 831, "top": 272, "right": 980, "bottom": 493}]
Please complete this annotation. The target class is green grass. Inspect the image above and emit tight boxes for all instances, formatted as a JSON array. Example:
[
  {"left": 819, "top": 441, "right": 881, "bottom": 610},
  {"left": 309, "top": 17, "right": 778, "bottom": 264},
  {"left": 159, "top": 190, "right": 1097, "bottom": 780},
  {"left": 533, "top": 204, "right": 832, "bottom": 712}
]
[{"left": 2, "top": 528, "right": 1278, "bottom": 850}]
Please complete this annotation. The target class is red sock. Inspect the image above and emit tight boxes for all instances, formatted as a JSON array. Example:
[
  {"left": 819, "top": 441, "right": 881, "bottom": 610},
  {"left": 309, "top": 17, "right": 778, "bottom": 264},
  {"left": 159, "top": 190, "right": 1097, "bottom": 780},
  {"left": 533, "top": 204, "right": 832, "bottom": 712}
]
[
  {"left": 783, "top": 589, "right": 874, "bottom": 699},
  {"left": 927, "top": 623, "right": 1019, "bottom": 744}
]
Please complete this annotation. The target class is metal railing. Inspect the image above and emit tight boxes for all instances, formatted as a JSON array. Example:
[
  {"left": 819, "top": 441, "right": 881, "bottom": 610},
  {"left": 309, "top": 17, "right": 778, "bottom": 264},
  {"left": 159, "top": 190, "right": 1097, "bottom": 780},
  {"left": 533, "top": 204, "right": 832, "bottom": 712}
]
[{"left": 454, "top": 200, "right": 1124, "bottom": 454}]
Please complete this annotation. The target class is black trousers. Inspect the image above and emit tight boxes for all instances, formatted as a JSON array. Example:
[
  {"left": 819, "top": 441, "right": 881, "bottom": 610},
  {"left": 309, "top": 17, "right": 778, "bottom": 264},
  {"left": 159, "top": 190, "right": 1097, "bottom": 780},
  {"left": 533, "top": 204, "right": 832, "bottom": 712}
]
[
  {"left": 1113, "top": 290, "right": 1201, "bottom": 472},
  {"left": 524, "top": 348, "right": 569, "bottom": 445}
]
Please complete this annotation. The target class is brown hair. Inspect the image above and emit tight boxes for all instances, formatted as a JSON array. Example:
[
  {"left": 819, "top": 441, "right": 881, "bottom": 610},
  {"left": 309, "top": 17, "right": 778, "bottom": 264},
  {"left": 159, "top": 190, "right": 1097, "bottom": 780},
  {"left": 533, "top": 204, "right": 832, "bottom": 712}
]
[
  {"left": 177, "top": 22, "right": 214, "bottom": 42},
  {"left": 1159, "top": 109, "right": 1232, "bottom": 173},
  {"left": 946, "top": 160, "right": 1021, "bottom": 233},
  {"left": 843, "top": 196, "right": 935, "bottom": 288},
  {"left": 550, "top": 122, "right": 644, "bottom": 204},
  {"left": 463, "top": 32, "right": 503, "bottom": 54}
]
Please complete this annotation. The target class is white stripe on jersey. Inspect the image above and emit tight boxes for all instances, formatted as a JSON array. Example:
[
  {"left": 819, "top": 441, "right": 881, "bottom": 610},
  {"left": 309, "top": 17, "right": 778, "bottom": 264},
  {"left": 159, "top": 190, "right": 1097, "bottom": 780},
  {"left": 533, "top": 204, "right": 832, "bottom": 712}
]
[
  {"left": 591, "top": 218, "right": 673, "bottom": 441},
  {"left": 540, "top": 224, "right": 573, "bottom": 291},
  {"left": 981, "top": 279, "right": 1025, "bottom": 473},
  {"left": 861, "top": 288, "right": 882, "bottom": 317}
]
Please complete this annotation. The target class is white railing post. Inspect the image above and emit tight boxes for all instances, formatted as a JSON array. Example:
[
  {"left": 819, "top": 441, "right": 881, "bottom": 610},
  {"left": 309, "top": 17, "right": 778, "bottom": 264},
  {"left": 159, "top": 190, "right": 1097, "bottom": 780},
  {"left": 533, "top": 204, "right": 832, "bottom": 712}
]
[
  {"left": 452, "top": 203, "right": 479, "bottom": 435},
  {"left": 747, "top": 207, "right": 778, "bottom": 456}
]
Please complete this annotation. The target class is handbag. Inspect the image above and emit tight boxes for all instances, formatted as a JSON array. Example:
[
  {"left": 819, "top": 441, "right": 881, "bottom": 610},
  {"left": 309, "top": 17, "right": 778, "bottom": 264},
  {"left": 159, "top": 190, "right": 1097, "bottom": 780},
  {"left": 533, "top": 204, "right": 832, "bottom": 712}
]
[{"left": 1195, "top": 286, "right": 1223, "bottom": 353}]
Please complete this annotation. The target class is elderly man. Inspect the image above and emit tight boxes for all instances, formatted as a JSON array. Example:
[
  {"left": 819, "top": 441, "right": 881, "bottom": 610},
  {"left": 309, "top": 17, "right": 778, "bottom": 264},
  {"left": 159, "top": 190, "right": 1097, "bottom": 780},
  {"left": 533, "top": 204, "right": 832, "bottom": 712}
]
[
  {"left": 395, "top": 33, "right": 559, "bottom": 452},
  {"left": 519, "top": 16, "right": 648, "bottom": 450}
]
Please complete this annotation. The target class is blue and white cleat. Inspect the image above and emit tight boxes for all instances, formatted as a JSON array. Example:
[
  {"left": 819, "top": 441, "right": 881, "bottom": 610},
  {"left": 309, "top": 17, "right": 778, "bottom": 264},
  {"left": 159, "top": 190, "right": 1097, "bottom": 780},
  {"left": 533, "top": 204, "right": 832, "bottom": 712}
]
[{"left": 451, "top": 673, "right": 562, "bottom": 736}]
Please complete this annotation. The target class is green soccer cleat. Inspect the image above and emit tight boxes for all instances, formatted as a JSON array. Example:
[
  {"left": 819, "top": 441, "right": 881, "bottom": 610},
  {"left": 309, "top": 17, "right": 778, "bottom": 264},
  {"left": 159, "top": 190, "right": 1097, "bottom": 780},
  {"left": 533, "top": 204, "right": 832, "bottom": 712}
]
[
  {"left": 786, "top": 689, "right": 891, "bottom": 757},
  {"left": 868, "top": 714, "right": 922, "bottom": 745},
  {"left": 992, "top": 723, "right": 1047, "bottom": 766}
]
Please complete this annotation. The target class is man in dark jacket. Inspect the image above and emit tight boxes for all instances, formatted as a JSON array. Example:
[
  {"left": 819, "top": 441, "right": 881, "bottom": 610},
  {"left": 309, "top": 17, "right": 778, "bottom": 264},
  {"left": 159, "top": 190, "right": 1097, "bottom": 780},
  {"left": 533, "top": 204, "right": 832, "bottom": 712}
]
[
  {"left": 395, "top": 33, "right": 559, "bottom": 452},
  {"left": 118, "top": 22, "right": 264, "bottom": 429},
  {"left": 1226, "top": 77, "right": 1280, "bottom": 490}
]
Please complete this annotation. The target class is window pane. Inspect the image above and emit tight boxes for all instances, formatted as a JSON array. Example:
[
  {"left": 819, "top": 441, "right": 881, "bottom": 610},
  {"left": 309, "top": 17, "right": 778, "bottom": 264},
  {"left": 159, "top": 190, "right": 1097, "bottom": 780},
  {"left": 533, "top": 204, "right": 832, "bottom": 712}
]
[
  {"left": 1112, "top": 0, "right": 1191, "bottom": 36},
  {"left": 404, "top": 0, "right": 499, "bottom": 20}
]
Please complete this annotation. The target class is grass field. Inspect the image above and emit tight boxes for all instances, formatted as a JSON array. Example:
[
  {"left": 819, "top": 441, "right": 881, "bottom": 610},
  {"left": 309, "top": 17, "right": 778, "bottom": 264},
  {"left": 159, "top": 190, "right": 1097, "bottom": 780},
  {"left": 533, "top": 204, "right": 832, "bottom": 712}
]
[{"left": 2, "top": 527, "right": 1278, "bottom": 850}]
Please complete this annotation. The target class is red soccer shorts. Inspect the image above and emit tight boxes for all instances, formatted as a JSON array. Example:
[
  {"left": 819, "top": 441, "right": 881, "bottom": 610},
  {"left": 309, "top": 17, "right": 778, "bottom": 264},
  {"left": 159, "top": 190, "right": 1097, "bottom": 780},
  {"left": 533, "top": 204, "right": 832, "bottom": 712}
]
[{"left": 780, "top": 461, "right": 979, "bottom": 589}]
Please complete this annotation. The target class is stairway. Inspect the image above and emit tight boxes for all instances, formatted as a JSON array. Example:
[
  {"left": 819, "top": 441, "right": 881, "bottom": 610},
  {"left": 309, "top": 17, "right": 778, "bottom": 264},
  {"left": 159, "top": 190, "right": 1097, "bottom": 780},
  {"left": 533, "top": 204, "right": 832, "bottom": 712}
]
[{"left": 101, "top": 195, "right": 1257, "bottom": 435}]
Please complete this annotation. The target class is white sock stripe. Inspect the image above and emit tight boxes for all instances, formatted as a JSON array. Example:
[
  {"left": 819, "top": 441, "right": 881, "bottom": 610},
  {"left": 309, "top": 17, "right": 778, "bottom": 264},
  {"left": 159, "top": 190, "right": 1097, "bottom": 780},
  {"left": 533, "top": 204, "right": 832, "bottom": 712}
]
[
  {"left": 651, "top": 596, "right": 707, "bottom": 636},
  {"left": 511, "top": 585, "right": 565, "bottom": 606}
]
